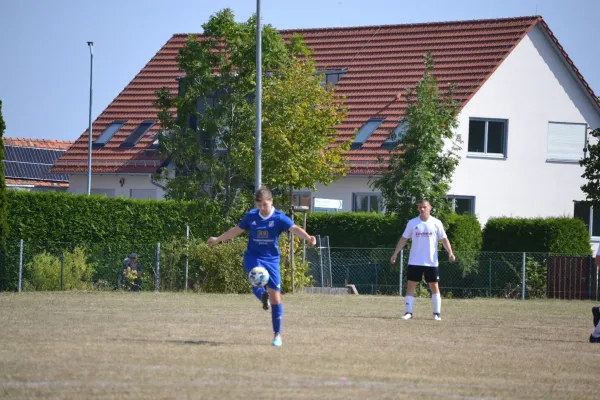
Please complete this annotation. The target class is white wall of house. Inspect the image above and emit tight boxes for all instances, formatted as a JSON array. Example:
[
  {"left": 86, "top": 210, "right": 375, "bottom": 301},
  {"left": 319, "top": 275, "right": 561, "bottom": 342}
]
[
  {"left": 303, "top": 176, "right": 375, "bottom": 212},
  {"left": 68, "top": 174, "right": 165, "bottom": 200},
  {"left": 449, "top": 25, "right": 600, "bottom": 226}
]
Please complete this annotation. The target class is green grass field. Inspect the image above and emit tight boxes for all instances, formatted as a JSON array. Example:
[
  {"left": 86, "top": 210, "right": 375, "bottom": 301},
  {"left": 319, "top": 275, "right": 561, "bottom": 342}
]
[{"left": 0, "top": 292, "right": 598, "bottom": 399}]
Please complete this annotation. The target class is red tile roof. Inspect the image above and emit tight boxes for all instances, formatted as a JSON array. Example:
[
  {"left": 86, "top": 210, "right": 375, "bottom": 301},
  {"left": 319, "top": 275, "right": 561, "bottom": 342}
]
[
  {"left": 52, "top": 16, "right": 599, "bottom": 176},
  {"left": 5, "top": 138, "right": 73, "bottom": 151},
  {"left": 6, "top": 179, "right": 69, "bottom": 188}
]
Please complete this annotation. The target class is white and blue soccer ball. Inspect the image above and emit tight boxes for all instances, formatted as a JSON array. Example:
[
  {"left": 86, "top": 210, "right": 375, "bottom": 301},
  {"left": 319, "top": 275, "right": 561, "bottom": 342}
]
[{"left": 248, "top": 266, "right": 269, "bottom": 287}]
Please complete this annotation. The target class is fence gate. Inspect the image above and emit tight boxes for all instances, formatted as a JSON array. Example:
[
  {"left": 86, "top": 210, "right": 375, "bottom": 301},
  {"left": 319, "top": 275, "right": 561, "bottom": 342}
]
[{"left": 547, "top": 256, "right": 598, "bottom": 300}]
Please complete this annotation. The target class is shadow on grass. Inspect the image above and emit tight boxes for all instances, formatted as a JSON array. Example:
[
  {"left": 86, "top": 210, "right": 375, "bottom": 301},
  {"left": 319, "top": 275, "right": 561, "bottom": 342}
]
[{"left": 111, "top": 338, "right": 221, "bottom": 346}]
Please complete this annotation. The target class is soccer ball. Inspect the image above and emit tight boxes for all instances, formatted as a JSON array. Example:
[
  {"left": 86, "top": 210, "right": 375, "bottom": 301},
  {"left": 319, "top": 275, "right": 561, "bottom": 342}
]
[{"left": 248, "top": 266, "right": 269, "bottom": 287}]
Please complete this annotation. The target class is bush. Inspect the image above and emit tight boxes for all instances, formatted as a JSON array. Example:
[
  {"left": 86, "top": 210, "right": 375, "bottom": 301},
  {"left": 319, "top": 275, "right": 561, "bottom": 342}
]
[
  {"left": 482, "top": 217, "right": 591, "bottom": 254},
  {"left": 305, "top": 212, "right": 402, "bottom": 248},
  {"left": 157, "top": 234, "right": 313, "bottom": 293},
  {"left": 279, "top": 234, "right": 313, "bottom": 292},
  {"left": 445, "top": 213, "right": 482, "bottom": 275},
  {"left": 24, "top": 247, "right": 94, "bottom": 291}
]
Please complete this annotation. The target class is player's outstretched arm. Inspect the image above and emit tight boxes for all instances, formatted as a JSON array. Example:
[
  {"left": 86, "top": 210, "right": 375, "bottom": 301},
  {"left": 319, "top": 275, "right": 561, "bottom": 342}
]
[
  {"left": 441, "top": 238, "right": 456, "bottom": 262},
  {"left": 289, "top": 225, "right": 317, "bottom": 246},
  {"left": 390, "top": 237, "right": 408, "bottom": 264},
  {"left": 207, "top": 226, "right": 245, "bottom": 246}
]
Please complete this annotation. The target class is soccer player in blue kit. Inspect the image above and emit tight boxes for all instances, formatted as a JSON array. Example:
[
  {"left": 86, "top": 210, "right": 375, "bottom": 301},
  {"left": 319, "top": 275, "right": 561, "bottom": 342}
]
[{"left": 208, "top": 187, "right": 317, "bottom": 347}]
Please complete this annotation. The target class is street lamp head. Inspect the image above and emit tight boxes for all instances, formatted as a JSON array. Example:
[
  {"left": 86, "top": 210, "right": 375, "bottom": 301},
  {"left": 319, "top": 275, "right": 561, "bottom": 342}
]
[{"left": 87, "top": 41, "right": 94, "bottom": 46}]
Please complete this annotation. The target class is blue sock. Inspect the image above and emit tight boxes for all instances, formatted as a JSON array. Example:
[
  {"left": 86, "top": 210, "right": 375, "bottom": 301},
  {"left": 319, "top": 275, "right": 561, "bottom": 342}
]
[
  {"left": 252, "top": 286, "right": 265, "bottom": 301},
  {"left": 271, "top": 303, "right": 283, "bottom": 334}
]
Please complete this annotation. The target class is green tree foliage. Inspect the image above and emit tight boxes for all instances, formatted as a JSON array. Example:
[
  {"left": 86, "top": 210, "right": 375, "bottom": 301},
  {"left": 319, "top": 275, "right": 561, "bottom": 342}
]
[
  {"left": 0, "top": 100, "right": 8, "bottom": 290},
  {"left": 580, "top": 127, "right": 600, "bottom": 204},
  {"left": 371, "top": 53, "right": 462, "bottom": 221},
  {"left": 155, "top": 8, "right": 349, "bottom": 210}
]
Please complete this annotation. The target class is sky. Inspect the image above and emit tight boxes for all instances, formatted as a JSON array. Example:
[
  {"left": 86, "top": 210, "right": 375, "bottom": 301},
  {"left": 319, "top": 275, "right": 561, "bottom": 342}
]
[{"left": 0, "top": 0, "right": 598, "bottom": 141}]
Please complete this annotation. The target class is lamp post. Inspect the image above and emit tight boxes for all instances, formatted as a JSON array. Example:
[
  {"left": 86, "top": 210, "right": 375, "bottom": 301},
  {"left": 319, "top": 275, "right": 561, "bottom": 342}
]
[
  {"left": 255, "top": 0, "right": 262, "bottom": 191},
  {"left": 86, "top": 41, "right": 94, "bottom": 195}
]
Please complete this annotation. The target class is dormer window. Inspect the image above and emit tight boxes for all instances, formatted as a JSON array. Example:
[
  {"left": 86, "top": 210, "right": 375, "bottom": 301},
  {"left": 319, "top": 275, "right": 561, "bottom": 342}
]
[
  {"left": 120, "top": 121, "right": 155, "bottom": 148},
  {"left": 352, "top": 119, "right": 384, "bottom": 149},
  {"left": 93, "top": 121, "right": 125, "bottom": 148}
]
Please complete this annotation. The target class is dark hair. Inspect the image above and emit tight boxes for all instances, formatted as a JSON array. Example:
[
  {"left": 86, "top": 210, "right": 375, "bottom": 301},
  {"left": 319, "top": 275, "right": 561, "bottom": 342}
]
[
  {"left": 254, "top": 187, "right": 273, "bottom": 202},
  {"left": 417, "top": 199, "right": 431, "bottom": 206}
]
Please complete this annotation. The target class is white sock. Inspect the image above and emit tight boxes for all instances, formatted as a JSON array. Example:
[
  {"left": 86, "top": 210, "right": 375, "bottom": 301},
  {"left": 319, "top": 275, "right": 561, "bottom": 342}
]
[
  {"left": 432, "top": 293, "right": 441, "bottom": 314},
  {"left": 405, "top": 296, "right": 414, "bottom": 314}
]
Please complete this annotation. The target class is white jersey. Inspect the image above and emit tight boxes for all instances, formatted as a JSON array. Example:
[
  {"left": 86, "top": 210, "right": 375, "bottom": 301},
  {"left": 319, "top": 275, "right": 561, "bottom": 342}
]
[{"left": 402, "top": 216, "right": 447, "bottom": 267}]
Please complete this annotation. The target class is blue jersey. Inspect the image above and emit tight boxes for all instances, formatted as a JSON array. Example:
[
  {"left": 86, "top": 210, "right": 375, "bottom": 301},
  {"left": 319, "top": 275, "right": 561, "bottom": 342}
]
[{"left": 238, "top": 208, "right": 295, "bottom": 259}]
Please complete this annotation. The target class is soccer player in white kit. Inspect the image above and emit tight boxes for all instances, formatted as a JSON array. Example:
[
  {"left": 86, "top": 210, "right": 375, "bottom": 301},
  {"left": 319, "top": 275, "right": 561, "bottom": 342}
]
[{"left": 390, "top": 200, "right": 455, "bottom": 320}]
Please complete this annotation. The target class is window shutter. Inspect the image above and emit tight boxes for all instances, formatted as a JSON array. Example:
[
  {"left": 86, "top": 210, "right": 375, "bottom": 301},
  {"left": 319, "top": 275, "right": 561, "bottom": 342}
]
[{"left": 547, "top": 122, "right": 586, "bottom": 162}]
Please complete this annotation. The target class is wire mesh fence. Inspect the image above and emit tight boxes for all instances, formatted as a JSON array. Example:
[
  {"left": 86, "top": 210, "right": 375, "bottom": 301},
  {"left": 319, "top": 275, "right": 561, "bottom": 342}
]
[
  {"left": 2, "top": 239, "right": 599, "bottom": 300},
  {"left": 305, "top": 246, "right": 599, "bottom": 300}
]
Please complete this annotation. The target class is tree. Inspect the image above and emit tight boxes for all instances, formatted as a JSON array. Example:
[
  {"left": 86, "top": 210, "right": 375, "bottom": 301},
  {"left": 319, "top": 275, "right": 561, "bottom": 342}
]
[
  {"left": 371, "top": 53, "right": 462, "bottom": 220},
  {"left": 155, "top": 9, "right": 349, "bottom": 210},
  {"left": 580, "top": 127, "right": 600, "bottom": 205},
  {"left": 261, "top": 40, "right": 349, "bottom": 198},
  {"left": 0, "top": 100, "right": 9, "bottom": 290}
]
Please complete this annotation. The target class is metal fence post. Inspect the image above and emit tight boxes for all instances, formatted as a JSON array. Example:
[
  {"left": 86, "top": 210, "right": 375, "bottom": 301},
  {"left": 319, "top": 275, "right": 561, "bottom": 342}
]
[
  {"left": 155, "top": 242, "right": 160, "bottom": 293},
  {"left": 318, "top": 236, "right": 324, "bottom": 288},
  {"left": 399, "top": 249, "right": 404, "bottom": 297},
  {"left": 185, "top": 226, "right": 189, "bottom": 293},
  {"left": 488, "top": 258, "right": 492, "bottom": 297},
  {"left": 60, "top": 252, "right": 64, "bottom": 291},
  {"left": 326, "top": 237, "right": 332, "bottom": 288},
  {"left": 18, "top": 239, "right": 23, "bottom": 293},
  {"left": 521, "top": 252, "right": 526, "bottom": 300}
]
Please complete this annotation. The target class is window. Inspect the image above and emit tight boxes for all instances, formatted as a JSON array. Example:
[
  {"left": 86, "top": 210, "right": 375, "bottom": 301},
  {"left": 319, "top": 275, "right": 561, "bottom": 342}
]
[
  {"left": 94, "top": 121, "right": 125, "bottom": 147},
  {"left": 353, "top": 193, "right": 382, "bottom": 213},
  {"left": 574, "top": 201, "right": 600, "bottom": 237},
  {"left": 353, "top": 119, "right": 384, "bottom": 149},
  {"left": 468, "top": 118, "right": 507, "bottom": 157},
  {"left": 292, "top": 192, "right": 312, "bottom": 210},
  {"left": 382, "top": 120, "right": 408, "bottom": 148},
  {"left": 448, "top": 196, "right": 475, "bottom": 216},
  {"left": 130, "top": 189, "right": 157, "bottom": 200},
  {"left": 318, "top": 70, "right": 346, "bottom": 89},
  {"left": 120, "top": 121, "right": 155, "bottom": 148},
  {"left": 547, "top": 122, "right": 587, "bottom": 163}
]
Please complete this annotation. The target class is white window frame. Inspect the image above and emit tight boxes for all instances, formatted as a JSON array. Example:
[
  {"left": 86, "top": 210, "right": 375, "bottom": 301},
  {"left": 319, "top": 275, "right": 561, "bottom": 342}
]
[
  {"left": 546, "top": 121, "right": 587, "bottom": 164},
  {"left": 447, "top": 195, "right": 475, "bottom": 216},
  {"left": 467, "top": 118, "right": 508, "bottom": 159},
  {"left": 352, "top": 192, "right": 383, "bottom": 213},
  {"left": 574, "top": 201, "right": 600, "bottom": 239}
]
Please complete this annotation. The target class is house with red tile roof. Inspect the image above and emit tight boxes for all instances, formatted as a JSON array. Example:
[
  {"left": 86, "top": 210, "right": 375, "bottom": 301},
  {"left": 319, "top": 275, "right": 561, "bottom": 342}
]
[
  {"left": 4, "top": 138, "right": 72, "bottom": 191},
  {"left": 52, "top": 16, "right": 600, "bottom": 234}
]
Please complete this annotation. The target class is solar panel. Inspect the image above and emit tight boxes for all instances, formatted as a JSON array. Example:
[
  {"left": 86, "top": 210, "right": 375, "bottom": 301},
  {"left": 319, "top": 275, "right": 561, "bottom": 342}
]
[
  {"left": 3, "top": 160, "right": 69, "bottom": 182},
  {"left": 4, "top": 146, "right": 65, "bottom": 164}
]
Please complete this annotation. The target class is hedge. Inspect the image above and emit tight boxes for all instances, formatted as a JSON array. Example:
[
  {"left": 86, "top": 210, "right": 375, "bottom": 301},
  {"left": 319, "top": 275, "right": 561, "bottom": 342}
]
[
  {"left": 305, "top": 212, "right": 401, "bottom": 248},
  {"left": 482, "top": 217, "right": 591, "bottom": 254},
  {"left": 305, "top": 211, "right": 482, "bottom": 252},
  {"left": 6, "top": 190, "right": 240, "bottom": 245}
]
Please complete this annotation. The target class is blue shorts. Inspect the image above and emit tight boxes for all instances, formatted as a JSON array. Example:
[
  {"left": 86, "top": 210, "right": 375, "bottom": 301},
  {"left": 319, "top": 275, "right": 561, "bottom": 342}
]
[{"left": 244, "top": 253, "right": 281, "bottom": 291}]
